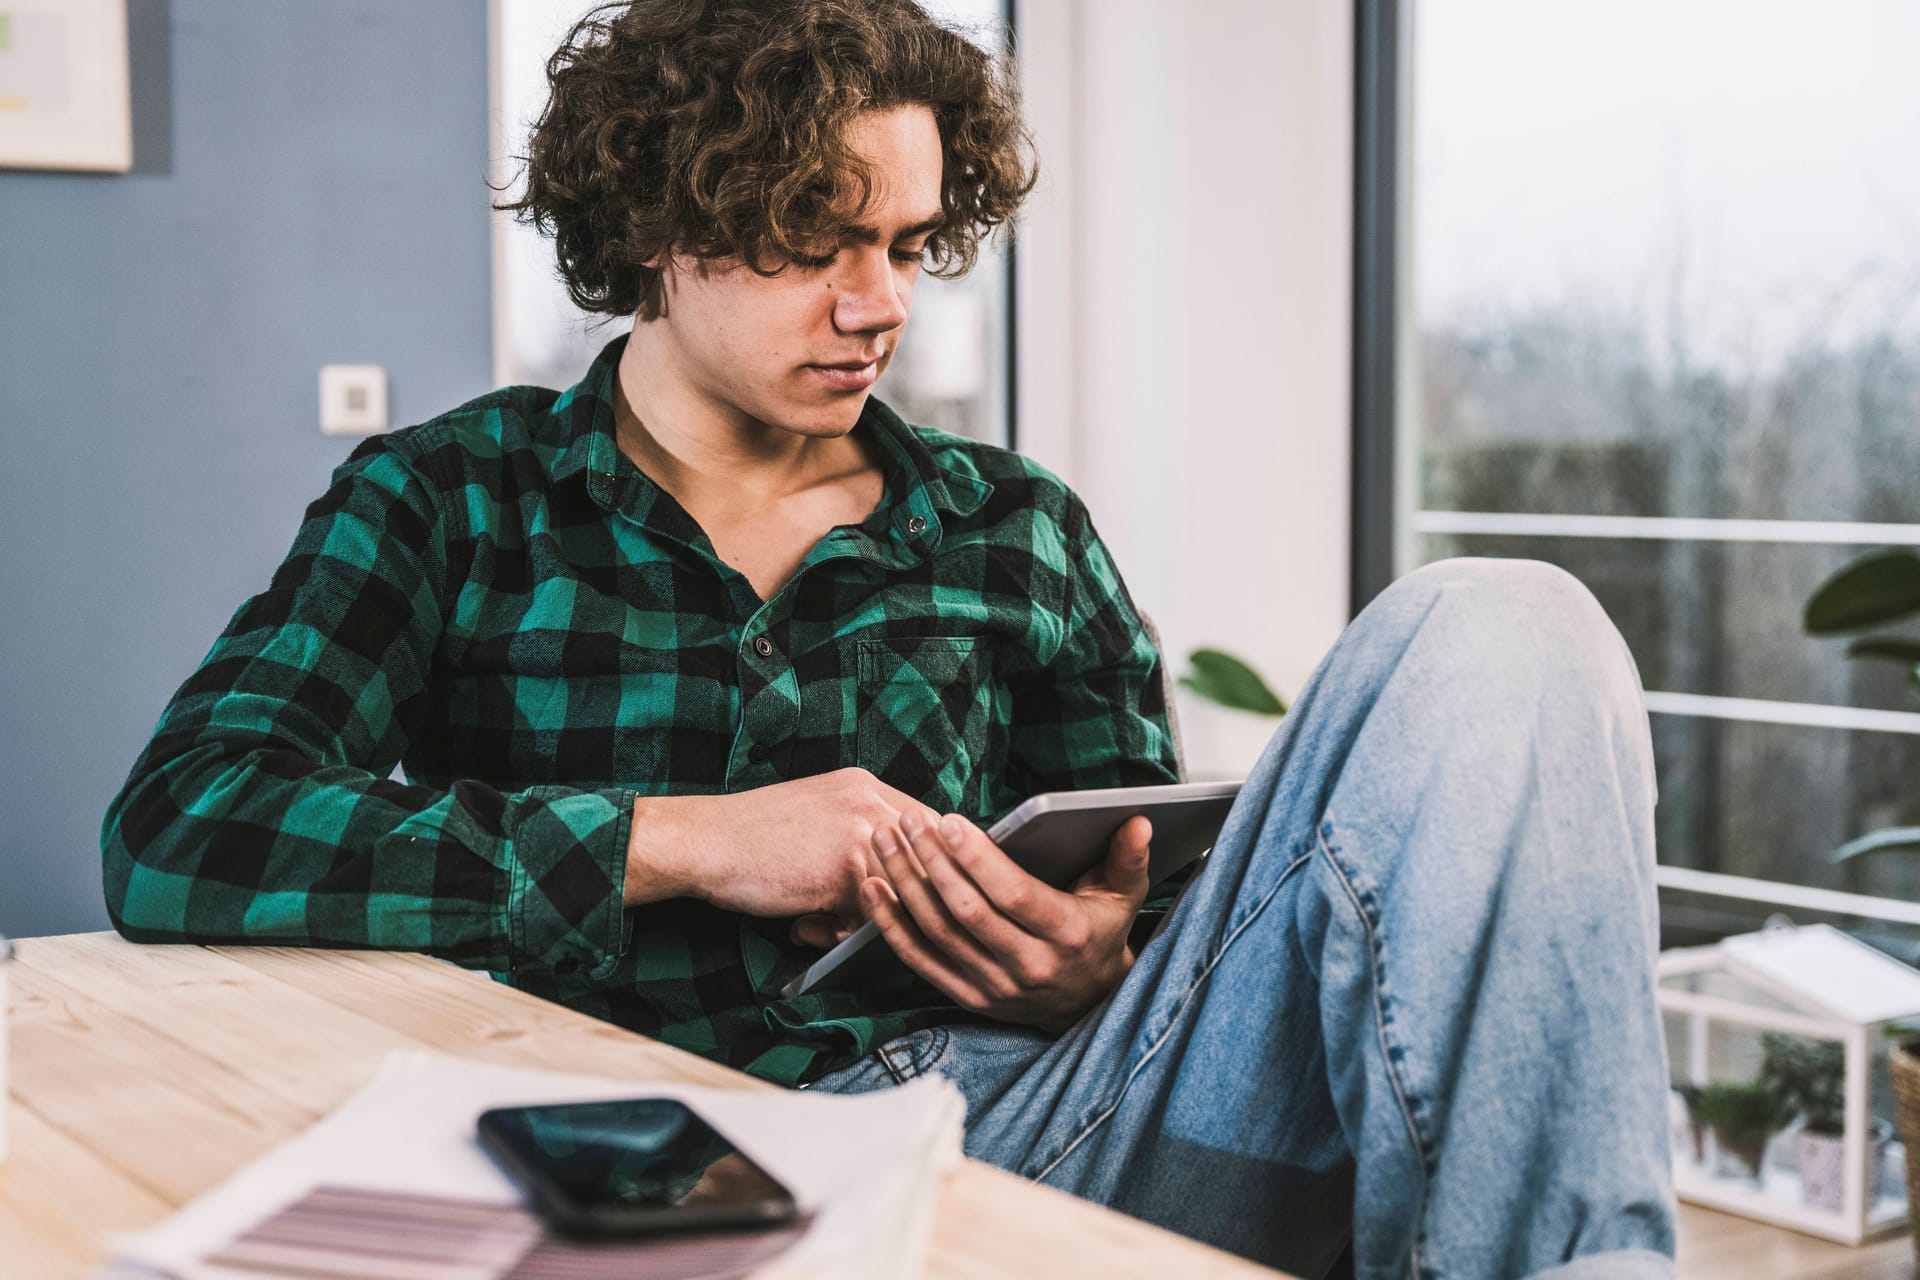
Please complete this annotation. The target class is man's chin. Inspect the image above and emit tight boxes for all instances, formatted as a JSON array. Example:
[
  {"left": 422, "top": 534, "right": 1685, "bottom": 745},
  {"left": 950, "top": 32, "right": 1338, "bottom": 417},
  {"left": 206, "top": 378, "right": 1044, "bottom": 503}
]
[{"left": 779, "top": 393, "right": 870, "bottom": 437}]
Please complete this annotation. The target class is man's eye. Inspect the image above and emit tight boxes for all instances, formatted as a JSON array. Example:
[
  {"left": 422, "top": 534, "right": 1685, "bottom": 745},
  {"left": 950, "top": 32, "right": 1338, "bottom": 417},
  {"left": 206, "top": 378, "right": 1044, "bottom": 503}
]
[{"left": 791, "top": 245, "right": 922, "bottom": 270}]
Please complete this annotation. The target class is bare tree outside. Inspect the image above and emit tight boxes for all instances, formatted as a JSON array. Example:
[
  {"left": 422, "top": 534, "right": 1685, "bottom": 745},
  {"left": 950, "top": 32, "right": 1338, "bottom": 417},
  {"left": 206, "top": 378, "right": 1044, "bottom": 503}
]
[{"left": 1406, "top": 0, "right": 1920, "bottom": 912}]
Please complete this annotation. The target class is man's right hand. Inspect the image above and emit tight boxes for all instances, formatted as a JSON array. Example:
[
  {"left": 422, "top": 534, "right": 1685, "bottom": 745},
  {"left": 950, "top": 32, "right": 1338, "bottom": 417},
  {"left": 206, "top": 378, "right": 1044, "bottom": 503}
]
[{"left": 623, "top": 768, "right": 941, "bottom": 935}]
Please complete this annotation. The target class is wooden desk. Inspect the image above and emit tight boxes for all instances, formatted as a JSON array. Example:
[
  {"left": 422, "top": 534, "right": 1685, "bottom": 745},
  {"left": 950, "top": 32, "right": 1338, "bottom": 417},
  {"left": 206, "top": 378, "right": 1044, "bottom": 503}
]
[{"left": 0, "top": 933, "right": 1280, "bottom": 1278}]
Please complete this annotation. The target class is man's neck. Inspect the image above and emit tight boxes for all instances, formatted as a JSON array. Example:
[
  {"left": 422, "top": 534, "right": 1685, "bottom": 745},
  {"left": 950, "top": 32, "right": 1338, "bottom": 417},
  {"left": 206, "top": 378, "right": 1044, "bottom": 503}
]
[{"left": 613, "top": 323, "right": 861, "bottom": 519}]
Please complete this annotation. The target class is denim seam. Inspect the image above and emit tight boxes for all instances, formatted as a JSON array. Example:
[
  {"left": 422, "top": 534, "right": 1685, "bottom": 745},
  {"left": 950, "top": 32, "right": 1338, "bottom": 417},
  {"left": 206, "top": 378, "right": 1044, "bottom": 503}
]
[
  {"left": 1027, "top": 846, "right": 1317, "bottom": 1184},
  {"left": 1316, "top": 821, "right": 1433, "bottom": 1280}
]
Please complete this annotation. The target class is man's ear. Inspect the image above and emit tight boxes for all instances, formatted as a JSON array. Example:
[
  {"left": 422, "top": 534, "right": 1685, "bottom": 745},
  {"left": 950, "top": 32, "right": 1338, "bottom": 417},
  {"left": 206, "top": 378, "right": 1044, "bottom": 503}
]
[
  {"left": 637, "top": 259, "right": 668, "bottom": 320},
  {"left": 637, "top": 253, "right": 677, "bottom": 322}
]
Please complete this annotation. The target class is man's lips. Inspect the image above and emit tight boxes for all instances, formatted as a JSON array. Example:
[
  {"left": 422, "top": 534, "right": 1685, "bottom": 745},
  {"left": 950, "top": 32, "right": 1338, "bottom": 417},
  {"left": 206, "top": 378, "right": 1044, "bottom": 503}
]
[{"left": 805, "top": 359, "right": 880, "bottom": 391}]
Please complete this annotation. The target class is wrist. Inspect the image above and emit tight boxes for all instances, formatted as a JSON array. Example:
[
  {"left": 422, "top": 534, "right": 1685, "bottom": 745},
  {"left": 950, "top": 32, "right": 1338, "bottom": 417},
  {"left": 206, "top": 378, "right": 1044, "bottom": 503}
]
[{"left": 624, "top": 794, "right": 700, "bottom": 906}]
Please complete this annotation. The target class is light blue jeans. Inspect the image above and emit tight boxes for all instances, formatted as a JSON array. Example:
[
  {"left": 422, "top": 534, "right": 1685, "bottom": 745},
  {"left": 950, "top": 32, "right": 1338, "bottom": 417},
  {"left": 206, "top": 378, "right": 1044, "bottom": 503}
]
[{"left": 808, "top": 559, "right": 1676, "bottom": 1280}]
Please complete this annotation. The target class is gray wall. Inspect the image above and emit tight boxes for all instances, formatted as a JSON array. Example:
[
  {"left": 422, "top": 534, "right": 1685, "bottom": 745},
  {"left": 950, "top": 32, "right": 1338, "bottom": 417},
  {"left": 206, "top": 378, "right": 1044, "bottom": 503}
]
[{"left": 0, "top": 0, "right": 494, "bottom": 938}]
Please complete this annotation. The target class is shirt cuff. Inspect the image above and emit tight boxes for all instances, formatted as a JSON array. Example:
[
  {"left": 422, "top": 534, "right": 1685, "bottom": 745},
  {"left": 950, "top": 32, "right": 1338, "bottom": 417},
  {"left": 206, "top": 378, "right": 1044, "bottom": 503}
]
[{"left": 502, "top": 785, "right": 637, "bottom": 980}]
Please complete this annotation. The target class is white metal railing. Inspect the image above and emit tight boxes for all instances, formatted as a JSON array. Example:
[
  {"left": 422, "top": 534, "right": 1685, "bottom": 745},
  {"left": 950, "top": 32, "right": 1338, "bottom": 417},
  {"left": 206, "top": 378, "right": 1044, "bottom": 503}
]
[
  {"left": 1406, "top": 510, "right": 1920, "bottom": 735},
  {"left": 1408, "top": 506, "right": 1920, "bottom": 915},
  {"left": 1656, "top": 866, "right": 1920, "bottom": 927},
  {"left": 1413, "top": 511, "right": 1920, "bottom": 545},
  {"left": 1642, "top": 692, "right": 1920, "bottom": 737}
]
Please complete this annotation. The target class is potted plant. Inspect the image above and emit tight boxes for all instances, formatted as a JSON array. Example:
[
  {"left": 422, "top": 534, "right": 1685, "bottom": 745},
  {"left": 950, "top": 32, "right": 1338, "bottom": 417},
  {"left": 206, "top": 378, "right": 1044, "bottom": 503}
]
[
  {"left": 1761, "top": 1033, "right": 1891, "bottom": 1211},
  {"left": 1177, "top": 648, "right": 1287, "bottom": 780},
  {"left": 1672, "top": 1083, "right": 1707, "bottom": 1166},
  {"left": 1804, "top": 549, "right": 1920, "bottom": 1230},
  {"left": 1690, "top": 1079, "right": 1791, "bottom": 1186},
  {"left": 1804, "top": 547, "right": 1920, "bottom": 864}
]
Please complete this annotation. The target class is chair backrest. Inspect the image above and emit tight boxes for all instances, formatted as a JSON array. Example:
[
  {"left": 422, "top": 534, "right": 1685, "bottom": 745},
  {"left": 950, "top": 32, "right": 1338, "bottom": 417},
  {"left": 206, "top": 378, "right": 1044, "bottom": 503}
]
[{"left": 1137, "top": 612, "right": 1187, "bottom": 782}]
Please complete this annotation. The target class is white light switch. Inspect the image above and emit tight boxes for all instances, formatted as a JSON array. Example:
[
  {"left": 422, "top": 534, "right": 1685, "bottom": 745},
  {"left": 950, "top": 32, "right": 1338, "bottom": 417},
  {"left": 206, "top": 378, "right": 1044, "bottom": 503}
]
[{"left": 319, "top": 365, "right": 388, "bottom": 436}]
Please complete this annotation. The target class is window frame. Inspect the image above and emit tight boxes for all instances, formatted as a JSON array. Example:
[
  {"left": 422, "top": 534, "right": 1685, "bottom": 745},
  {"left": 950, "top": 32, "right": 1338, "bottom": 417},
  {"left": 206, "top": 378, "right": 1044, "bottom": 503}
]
[{"left": 1350, "top": 0, "right": 1402, "bottom": 617}]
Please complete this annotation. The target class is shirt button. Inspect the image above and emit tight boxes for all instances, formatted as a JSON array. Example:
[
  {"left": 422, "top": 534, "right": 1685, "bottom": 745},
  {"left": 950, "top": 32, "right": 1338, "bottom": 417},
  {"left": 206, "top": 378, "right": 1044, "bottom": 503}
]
[
  {"left": 753, "top": 635, "right": 775, "bottom": 658},
  {"left": 748, "top": 744, "right": 769, "bottom": 764},
  {"left": 906, "top": 515, "right": 927, "bottom": 534}
]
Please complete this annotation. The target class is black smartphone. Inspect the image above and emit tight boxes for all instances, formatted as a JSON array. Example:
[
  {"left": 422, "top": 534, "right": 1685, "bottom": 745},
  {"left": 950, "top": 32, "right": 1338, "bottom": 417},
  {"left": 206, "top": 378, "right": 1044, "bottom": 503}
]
[{"left": 476, "top": 1097, "right": 800, "bottom": 1239}]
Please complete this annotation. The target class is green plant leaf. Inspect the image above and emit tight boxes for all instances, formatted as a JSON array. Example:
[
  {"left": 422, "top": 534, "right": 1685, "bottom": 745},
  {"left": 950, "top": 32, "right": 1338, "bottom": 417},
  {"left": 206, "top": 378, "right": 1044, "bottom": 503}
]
[
  {"left": 1179, "top": 648, "right": 1287, "bottom": 716},
  {"left": 1760, "top": 1033, "right": 1846, "bottom": 1132},
  {"left": 1845, "top": 635, "right": 1920, "bottom": 693},
  {"left": 1804, "top": 550, "right": 1920, "bottom": 635},
  {"left": 1843, "top": 636, "right": 1920, "bottom": 693},
  {"left": 1692, "top": 1079, "right": 1793, "bottom": 1132},
  {"left": 1831, "top": 826, "right": 1920, "bottom": 863}
]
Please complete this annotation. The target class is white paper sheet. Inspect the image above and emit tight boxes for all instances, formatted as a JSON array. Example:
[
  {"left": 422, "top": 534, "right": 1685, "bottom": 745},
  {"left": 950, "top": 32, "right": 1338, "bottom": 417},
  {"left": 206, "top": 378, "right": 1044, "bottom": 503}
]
[{"left": 103, "top": 1050, "right": 964, "bottom": 1280}]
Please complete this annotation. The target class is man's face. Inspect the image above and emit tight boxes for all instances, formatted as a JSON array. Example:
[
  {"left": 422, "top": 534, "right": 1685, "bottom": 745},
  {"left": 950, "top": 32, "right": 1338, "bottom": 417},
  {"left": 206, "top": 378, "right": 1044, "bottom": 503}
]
[{"left": 647, "top": 104, "right": 945, "bottom": 438}]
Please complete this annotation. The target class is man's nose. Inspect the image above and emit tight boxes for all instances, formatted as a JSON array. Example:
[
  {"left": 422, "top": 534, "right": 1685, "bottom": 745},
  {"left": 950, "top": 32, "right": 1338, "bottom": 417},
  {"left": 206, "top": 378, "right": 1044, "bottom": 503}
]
[{"left": 832, "top": 247, "right": 910, "bottom": 336}]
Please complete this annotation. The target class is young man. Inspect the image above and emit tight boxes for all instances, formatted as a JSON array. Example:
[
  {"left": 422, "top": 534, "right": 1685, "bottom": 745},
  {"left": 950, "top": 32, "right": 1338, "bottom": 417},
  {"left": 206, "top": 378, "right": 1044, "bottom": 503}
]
[{"left": 103, "top": 2, "right": 1676, "bottom": 1275}]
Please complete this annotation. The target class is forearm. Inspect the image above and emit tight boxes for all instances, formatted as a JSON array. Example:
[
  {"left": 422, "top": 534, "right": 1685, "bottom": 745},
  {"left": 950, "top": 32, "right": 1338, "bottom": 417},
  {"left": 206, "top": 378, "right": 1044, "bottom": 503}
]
[{"left": 103, "top": 738, "right": 635, "bottom": 977}]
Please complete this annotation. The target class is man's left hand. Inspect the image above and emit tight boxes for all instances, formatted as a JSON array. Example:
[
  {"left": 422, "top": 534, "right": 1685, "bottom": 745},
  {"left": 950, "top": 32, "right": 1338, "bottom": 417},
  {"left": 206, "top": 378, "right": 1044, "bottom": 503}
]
[{"left": 857, "top": 809, "right": 1153, "bottom": 1034}]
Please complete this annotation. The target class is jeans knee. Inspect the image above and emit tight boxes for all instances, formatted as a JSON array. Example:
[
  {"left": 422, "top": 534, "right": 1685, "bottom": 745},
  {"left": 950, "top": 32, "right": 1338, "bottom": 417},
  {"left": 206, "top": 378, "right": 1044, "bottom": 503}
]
[
  {"left": 1392, "top": 556, "right": 1594, "bottom": 618},
  {"left": 1365, "top": 558, "right": 1642, "bottom": 714}
]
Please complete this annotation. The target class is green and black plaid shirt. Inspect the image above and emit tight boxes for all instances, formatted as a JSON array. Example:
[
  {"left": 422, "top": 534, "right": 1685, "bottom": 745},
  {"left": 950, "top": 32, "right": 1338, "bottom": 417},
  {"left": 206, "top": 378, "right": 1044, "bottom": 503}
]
[{"left": 102, "top": 335, "right": 1178, "bottom": 1085}]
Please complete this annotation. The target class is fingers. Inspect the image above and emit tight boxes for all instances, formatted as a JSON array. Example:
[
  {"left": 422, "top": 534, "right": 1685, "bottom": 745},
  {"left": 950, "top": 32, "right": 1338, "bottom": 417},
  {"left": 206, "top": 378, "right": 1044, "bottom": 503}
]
[
  {"left": 926, "top": 813, "right": 1077, "bottom": 940},
  {"left": 886, "top": 810, "right": 1079, "bottom": 993},
  {"left": 872, "top": 819, "right": 1003, "bottom": 981},
  {"left": 859, "top": 777, "right": 936, "bottom": 878},
  {"left": 862, "top": 879, "right": 989, "bottom": 1010},
  {"left": 864, "top": 806, "right": 1143, "bottom": 1020},
  {"left": 1077, "top": 816, "right": 1153, "bottom": 904},
  {"left": 788, "top": 913, "right": 848, "bottom": 950},
  {"left": 912, "top": 815, "right": 1050, "bottom": 958}
]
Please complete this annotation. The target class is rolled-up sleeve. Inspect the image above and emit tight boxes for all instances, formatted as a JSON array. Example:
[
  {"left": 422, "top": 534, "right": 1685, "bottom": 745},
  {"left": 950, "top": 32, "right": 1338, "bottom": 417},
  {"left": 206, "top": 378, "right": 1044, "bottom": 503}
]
[{"left": 101, "top": 436, "right": 633, "bottom": 979}]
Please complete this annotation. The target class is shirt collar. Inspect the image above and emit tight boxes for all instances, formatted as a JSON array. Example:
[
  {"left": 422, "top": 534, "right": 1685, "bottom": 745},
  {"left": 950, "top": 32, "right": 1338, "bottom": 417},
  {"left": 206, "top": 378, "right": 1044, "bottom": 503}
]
[{"left": 546, "top": 335, "right": 994, "bottom": 556}]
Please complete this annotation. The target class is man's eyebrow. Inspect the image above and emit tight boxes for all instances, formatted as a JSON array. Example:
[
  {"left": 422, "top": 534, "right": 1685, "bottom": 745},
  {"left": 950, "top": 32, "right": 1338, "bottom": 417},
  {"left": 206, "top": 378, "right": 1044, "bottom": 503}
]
[{"left": 845, "top": 212, "right": 947, "bottom": 244}]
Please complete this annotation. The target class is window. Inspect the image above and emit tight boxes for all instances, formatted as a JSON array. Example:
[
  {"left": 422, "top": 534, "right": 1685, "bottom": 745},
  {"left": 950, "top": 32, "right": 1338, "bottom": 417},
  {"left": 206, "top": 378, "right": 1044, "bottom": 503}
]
[
  {"left": 489, "top": 0, "right": 1016, "bottom": 447},
  {"left": 869, "top": 0, "right": 1015, "bottom": 447},
  {"left": 1361, "top": 1, "right": 1920, "bottom": 924}
]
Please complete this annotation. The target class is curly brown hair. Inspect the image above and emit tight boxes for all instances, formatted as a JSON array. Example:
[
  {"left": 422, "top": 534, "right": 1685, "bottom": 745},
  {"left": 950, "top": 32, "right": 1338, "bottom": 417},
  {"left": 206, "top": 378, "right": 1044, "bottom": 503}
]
[{"left": 498, "top": 0, "right": 1037, "bottom": 320}]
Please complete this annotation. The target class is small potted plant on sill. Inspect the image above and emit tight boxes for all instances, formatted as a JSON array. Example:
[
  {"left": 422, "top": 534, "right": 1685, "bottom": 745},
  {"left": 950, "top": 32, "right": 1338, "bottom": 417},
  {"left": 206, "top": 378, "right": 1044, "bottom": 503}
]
[
  {"left": 1672, "top": 1083, "right": 1707, "bottom": 1166},
  {"left": 1761, "top": 1032, "right": 1891, "bottom": 1212},
  {"left": 1691, "top": 1079, "right": 1791, "bottom": 1186}
]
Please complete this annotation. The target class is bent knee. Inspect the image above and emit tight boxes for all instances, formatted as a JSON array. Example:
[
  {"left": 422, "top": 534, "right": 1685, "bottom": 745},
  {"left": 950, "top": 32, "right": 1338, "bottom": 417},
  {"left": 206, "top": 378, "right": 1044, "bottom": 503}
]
[
  {"left": 1369, "top": 558, "right": 1639, "bottom": 703},
  {"left": 1396, "top": 556, "right": 1596, "bottom": 613}
]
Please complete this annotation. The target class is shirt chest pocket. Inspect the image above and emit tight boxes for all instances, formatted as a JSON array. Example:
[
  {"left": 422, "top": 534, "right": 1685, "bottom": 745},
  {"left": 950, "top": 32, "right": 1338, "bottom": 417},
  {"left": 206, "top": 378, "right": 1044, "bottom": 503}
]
[{"left": 855, "top": 636, "right": 999, "bottom": 814}]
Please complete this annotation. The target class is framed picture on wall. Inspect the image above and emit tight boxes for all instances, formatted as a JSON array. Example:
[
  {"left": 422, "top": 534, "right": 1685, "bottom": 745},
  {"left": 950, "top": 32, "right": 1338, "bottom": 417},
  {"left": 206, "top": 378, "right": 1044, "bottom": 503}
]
[{"left": 0, "top": 0, "right": 132, "bottom": 172}]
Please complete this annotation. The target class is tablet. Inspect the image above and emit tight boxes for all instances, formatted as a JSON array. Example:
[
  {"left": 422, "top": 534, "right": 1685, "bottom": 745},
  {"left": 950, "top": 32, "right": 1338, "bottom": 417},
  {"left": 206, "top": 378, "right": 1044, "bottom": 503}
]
[{"left": 778, "top": 780, "right": 1242, "bottom": 999}]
